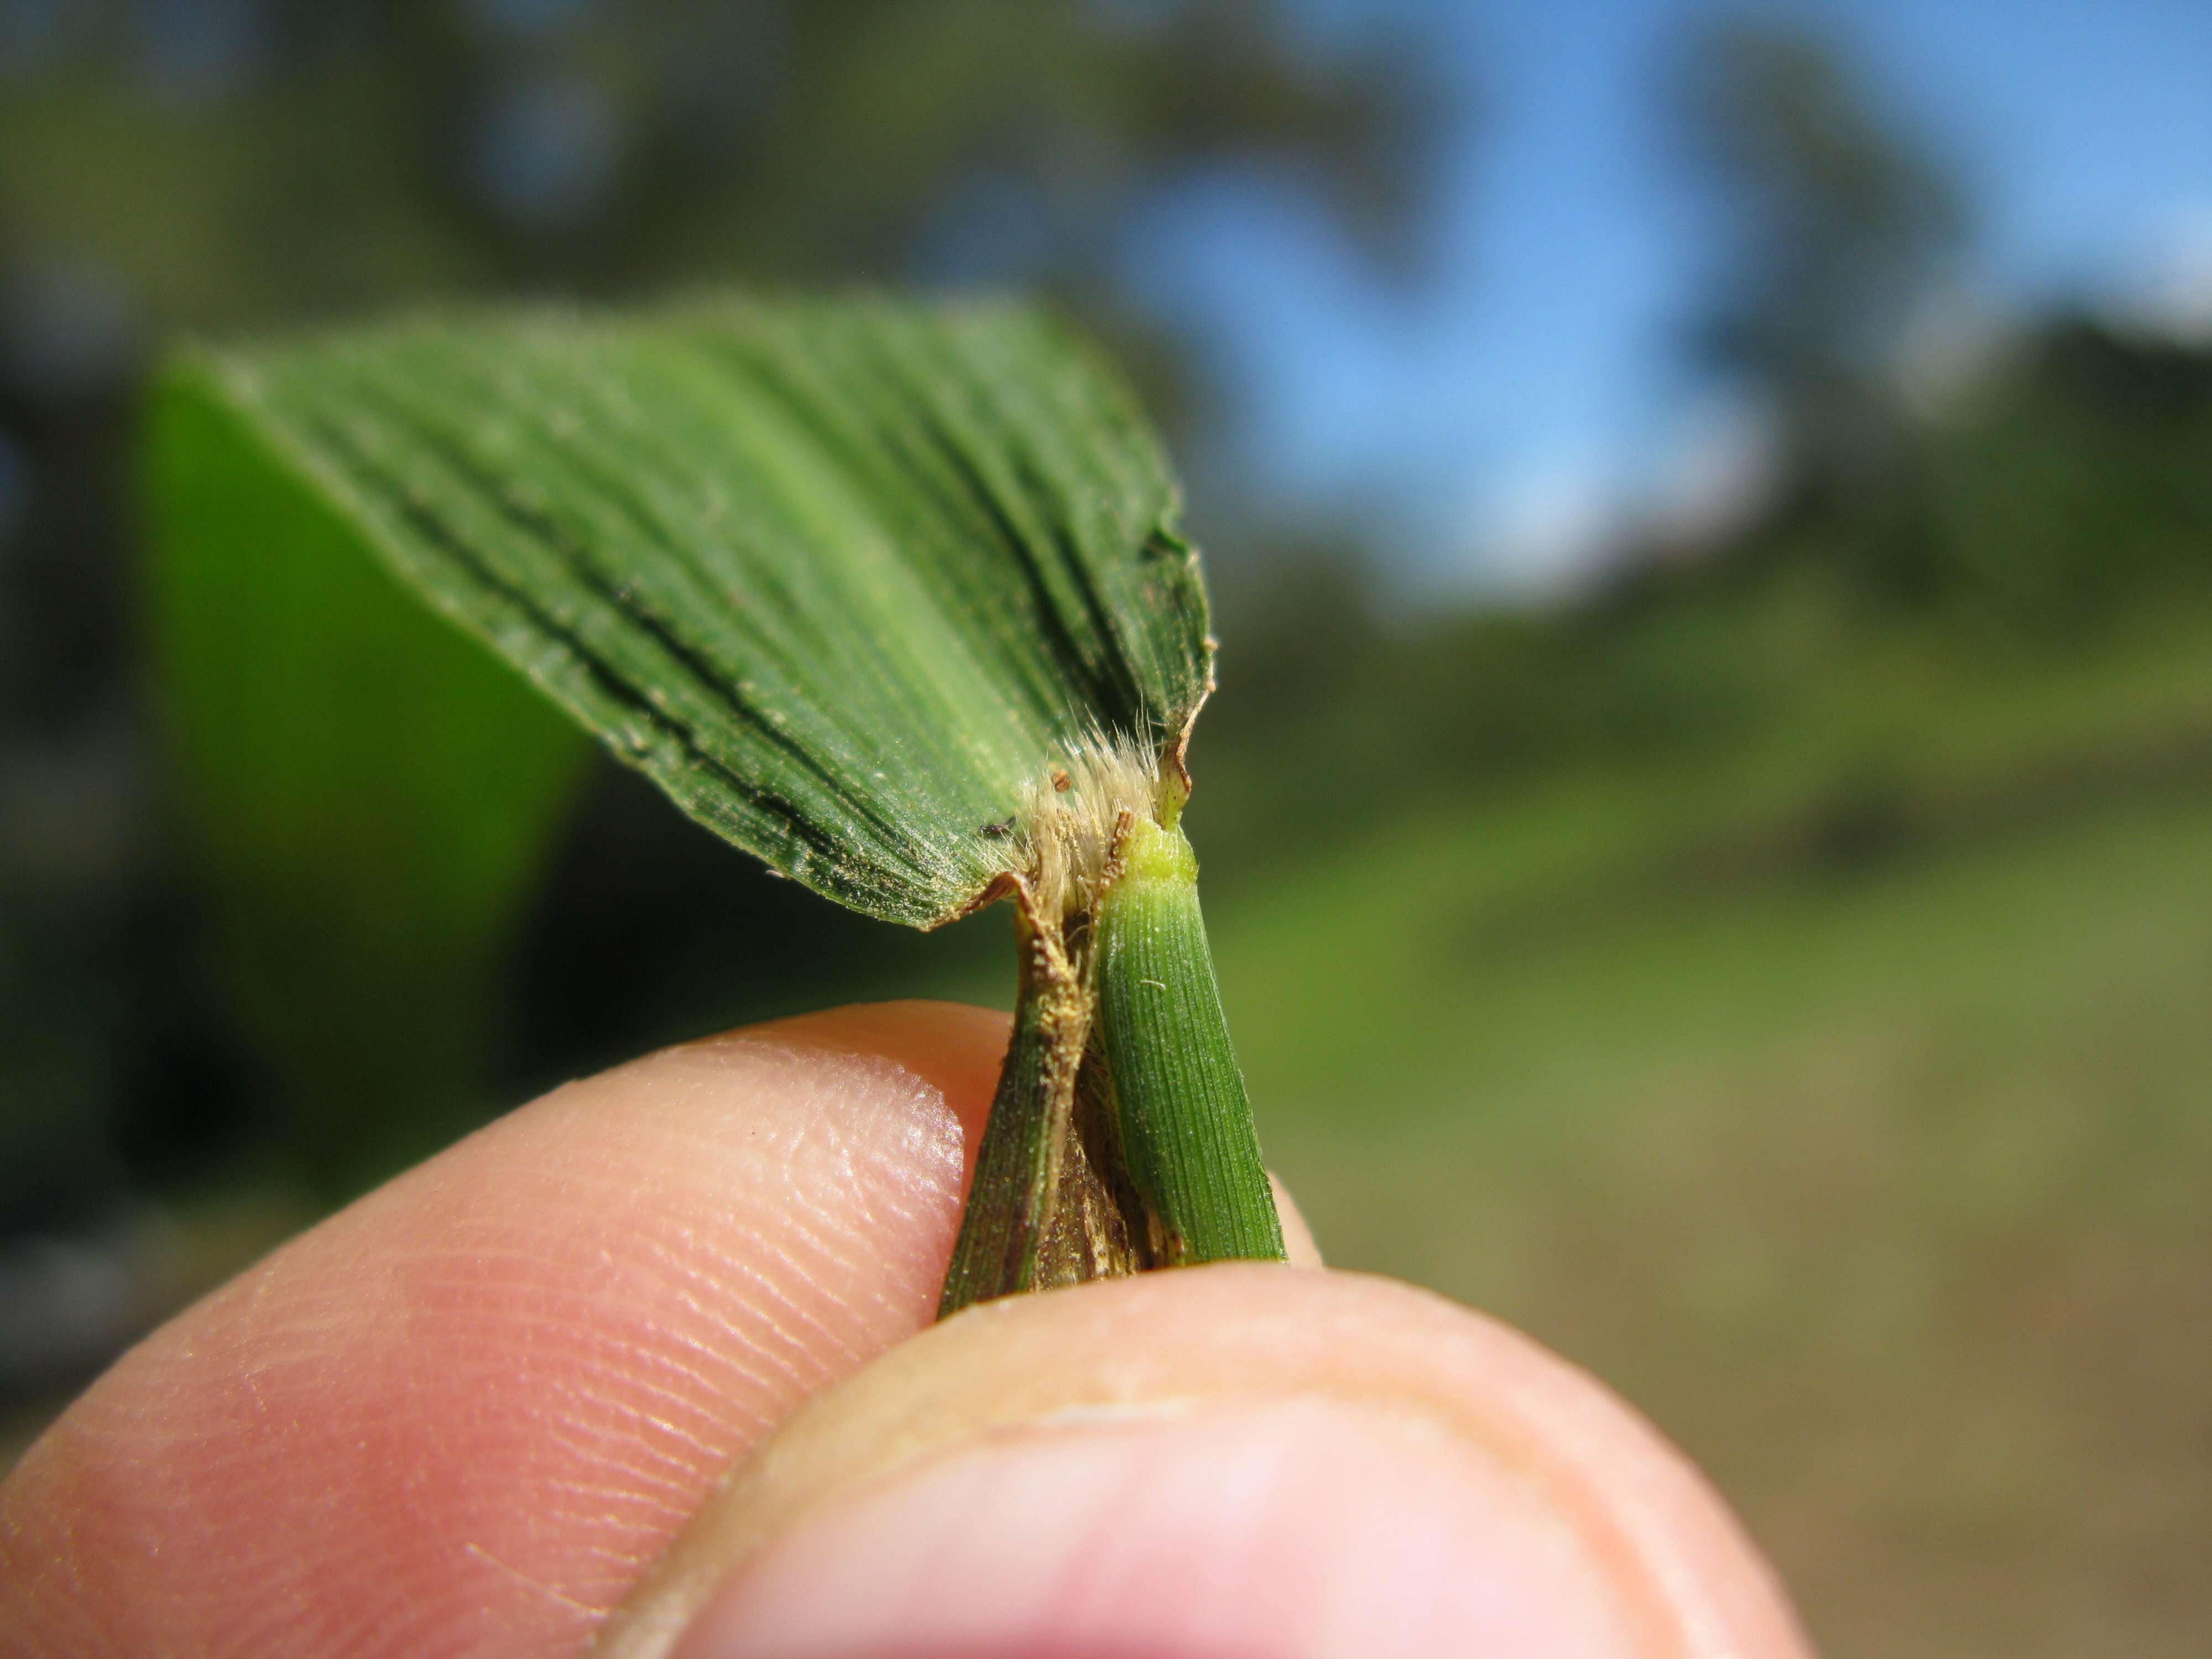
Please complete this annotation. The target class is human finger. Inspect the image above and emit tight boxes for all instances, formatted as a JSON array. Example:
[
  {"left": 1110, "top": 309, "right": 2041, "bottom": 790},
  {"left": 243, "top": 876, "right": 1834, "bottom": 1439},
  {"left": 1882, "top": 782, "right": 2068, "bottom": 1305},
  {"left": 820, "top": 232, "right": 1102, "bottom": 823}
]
[
  {"left": 0, "top": 1002, "right": 1006, "bottom": 1659},
  {"left": 599, "top": 1264, "right": 1813, "bottom": 1659}
]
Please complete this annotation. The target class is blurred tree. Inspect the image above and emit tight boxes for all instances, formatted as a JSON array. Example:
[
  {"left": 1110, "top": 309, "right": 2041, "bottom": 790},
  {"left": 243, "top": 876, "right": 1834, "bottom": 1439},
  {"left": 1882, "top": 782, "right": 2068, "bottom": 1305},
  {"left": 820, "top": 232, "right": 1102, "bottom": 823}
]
[
  {"left": 1926, "top": 317, "right": 2212, "bottom": 625},
  {"left": 0, "top": 0, "right": 1433, "bottom": 336},
  {"left": 1670, "top": 17, "right": 1964, "bottom": 585},
  {"left": 1664, "top": 22, "right": 2212, "bottom": 630}
]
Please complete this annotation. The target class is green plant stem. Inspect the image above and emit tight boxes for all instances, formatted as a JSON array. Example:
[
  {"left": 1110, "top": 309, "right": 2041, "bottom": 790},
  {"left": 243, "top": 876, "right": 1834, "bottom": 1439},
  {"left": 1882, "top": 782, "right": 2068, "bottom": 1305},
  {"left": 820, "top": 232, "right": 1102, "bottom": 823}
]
[
  {"left": 938, "top": 815, "right": 1280, "bottom": 1317},
  {"left": 937, "top": 905, "right": 1140, "bottom": 1316},
  {"left": 1093, "top": 817, "right": 1286, "bottom": 1265}
]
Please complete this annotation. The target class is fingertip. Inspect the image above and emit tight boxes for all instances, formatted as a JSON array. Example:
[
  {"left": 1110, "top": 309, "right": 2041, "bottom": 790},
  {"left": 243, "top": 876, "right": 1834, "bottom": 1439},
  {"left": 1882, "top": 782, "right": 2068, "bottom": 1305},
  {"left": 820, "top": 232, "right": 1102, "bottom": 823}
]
[
  {"left": 744, "top": 1000, "right": 1010, "bottom": 1164},
  {"left": 604, "top": 1266, "right": 1812, "bottom": 1659}
]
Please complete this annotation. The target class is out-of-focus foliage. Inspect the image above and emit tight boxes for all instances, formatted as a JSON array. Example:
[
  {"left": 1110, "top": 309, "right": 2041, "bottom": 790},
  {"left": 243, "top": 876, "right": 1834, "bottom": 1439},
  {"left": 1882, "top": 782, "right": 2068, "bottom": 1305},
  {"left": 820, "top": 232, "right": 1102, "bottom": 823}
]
[
  {"left": 1204, "top": 315, "right": 2212, "bottom": 870},
  {"left": 0, "top": 0, "right": 1431, "bottom": 332},
  {"left": 1926, "top": 320, "right": 2212, "bottom": 621},
  {"left": 147, "top": 378, "right": 588, "bottom": 1191},
  {"left": 1671, "top": 17, "right": 1964, "bottom": 492}
]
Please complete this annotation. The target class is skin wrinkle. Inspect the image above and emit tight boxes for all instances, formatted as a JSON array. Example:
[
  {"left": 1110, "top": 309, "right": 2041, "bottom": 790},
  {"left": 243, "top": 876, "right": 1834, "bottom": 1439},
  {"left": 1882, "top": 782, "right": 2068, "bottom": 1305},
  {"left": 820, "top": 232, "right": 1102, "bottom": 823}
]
[
  {"left": 472, "top": 1288, "right": 754, "bottom": 1415},
  {"left": 223, "top": 1599, "right": 329, "bottom": 1659},
  {"left": 755, "top": 1240, "right": 892, "bottom": 1366},
  {"left": 526, "top": 1432, "right": 705, "bottom": 1509},
  {"left": 773, "top": 1111, "right": 899, "bottom": 1232},
  {"left": 489, "top": 1355, "right": 736, "bottom": 1475},
  {"left": 617, "top": 1309, "right": 794, "bottom": 1417},
  {"left": 502, "top": 1318, "right": 744, "bottom": 1416},
  {"left": 680, "top": 1234, "right": 878, "bottom": 1384},
  {"left": 518, "top": 1481, "right": 674, "bottom": 1531},
  {"left": 465, "top": 1542, "right": 604, "bottom": 1619},
  {"left": 568, "top": 1379, "right": 744, "bottom": 1472},
  {"left": 776, "top": 1183, "right": 939, "bottom": 1312},
  {"left": 452, "top": 1099, "right": 916, "bottom": 1415},
  {"left": 552, "top": 1433, "right": 727, "bottom": 1510},
  {"left": 565, "top": 1537, "right": 669, "bottom": 1579},
  {"left": 669, "top": 1061, "right": 952, "bottom": 1365}
]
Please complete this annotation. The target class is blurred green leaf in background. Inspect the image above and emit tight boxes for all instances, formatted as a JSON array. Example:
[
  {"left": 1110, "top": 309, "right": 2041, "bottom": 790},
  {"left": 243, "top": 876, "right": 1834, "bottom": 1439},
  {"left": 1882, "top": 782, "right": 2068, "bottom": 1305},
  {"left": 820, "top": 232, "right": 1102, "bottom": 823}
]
[{"left": 146, "top": 377, "right": 589, "bottom": 1194}]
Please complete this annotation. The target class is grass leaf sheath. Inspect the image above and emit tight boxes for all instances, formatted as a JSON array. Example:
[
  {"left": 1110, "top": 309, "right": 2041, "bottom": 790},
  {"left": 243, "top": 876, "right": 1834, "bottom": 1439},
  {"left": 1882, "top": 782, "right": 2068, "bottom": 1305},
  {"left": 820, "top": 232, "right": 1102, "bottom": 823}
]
[{"left": 1093, "top": 817, "right": 1285, "bottom": 1266}]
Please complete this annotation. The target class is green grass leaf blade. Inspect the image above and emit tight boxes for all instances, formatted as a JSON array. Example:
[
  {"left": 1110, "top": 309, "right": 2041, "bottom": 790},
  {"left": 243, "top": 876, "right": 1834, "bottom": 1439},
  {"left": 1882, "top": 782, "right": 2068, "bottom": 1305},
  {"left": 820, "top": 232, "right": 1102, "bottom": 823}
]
[{"left": 155, "top": 296, "right": 1213, "bottom": 927}]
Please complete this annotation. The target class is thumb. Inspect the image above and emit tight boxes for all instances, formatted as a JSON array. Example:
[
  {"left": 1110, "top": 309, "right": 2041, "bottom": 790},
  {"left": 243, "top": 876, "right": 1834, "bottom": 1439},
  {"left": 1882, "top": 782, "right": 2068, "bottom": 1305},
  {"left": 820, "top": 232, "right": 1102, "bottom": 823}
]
[{"left": 599, "top": 1264, "right": 1814, "bottom": 1659}]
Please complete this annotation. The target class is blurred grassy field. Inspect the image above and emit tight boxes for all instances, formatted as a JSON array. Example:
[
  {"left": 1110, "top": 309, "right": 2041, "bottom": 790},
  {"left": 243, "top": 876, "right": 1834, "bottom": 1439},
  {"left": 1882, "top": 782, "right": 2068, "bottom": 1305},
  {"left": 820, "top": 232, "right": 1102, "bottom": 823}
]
[{"left": 1173, "top": 608, "right": 2212, "bottom": 1658}]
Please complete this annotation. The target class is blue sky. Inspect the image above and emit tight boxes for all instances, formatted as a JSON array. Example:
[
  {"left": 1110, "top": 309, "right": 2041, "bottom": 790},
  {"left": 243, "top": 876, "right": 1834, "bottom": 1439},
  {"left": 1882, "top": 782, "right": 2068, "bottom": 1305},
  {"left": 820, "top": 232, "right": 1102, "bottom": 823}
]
[{"left": 1123, "top": 0, "right": 2212, "bottom": 594}]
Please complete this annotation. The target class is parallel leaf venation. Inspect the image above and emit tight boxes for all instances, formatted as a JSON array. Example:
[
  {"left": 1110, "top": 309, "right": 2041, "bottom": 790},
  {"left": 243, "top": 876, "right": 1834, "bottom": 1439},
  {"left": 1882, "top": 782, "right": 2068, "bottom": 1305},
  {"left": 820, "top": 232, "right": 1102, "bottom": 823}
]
[
  {"left": 172, "top": 296, "right": 1213, "bottom": 925},
  {"left": 281, "top": 399, "right": 871, "bottom": 899},
  {"left": 322, "top": 350, "right": 930, "bottom": 868}
]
